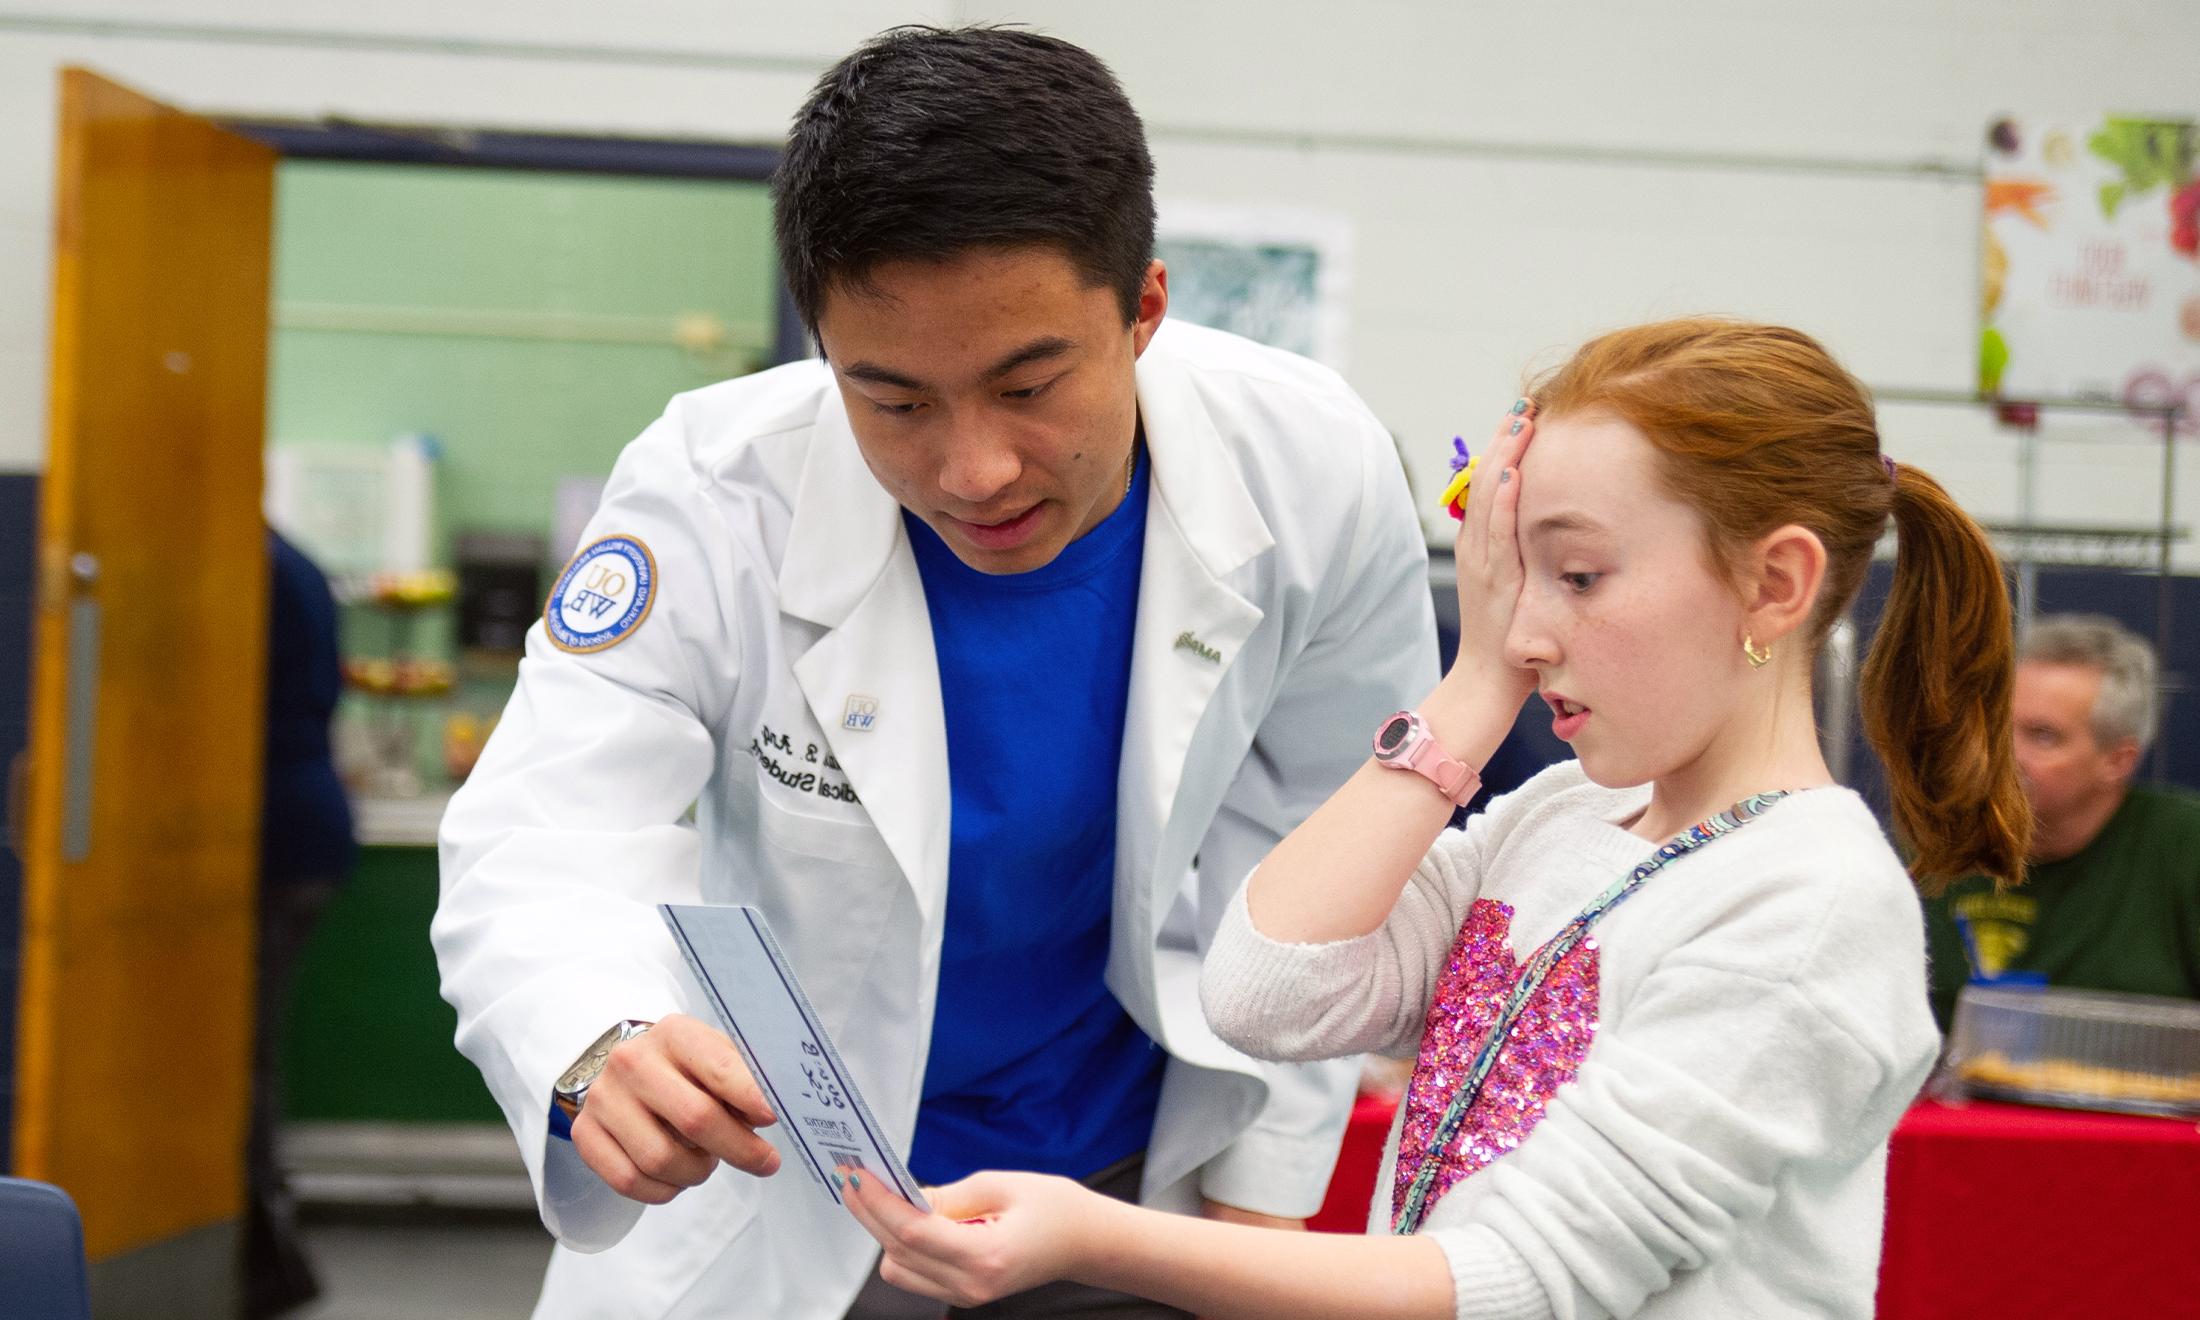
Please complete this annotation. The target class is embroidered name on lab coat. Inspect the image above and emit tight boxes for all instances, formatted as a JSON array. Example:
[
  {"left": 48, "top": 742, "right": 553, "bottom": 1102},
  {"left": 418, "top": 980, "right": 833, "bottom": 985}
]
[{"left": 749, "top": 722, "right": 861, "bottom": 805}]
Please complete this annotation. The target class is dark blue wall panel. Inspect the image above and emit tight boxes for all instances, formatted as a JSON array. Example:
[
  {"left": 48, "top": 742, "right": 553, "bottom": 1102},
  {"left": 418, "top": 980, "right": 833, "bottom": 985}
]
[
  {"left": 0, "top": 470, "right": 38, "bottom": 1175},
  {"left": 1842, "top": 562, "right": 2199, "bottom": 823}
]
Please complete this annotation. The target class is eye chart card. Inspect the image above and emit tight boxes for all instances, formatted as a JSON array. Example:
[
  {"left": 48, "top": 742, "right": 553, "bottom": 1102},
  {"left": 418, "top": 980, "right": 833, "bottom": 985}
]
[{"left": 659, "top": 904, "right": 930, "bottom": 1210}]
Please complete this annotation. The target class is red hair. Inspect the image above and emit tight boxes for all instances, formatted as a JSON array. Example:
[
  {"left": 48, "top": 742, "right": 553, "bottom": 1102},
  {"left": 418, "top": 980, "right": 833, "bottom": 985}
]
[{"left": 1531, "top": 318, "right": 2029, "bottom": 893}]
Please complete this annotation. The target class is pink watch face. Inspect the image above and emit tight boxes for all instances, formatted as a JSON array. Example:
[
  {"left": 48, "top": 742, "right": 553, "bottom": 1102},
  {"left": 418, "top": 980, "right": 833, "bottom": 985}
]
[{"left": 1375, "top": 713, "right": 1418, "bottom": 759}]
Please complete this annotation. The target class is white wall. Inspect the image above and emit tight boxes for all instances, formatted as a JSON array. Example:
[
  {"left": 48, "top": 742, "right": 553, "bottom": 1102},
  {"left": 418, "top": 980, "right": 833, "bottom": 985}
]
[
  {"left": 5, "top": 1, "right": 2198, "bottom": 550},
  {"left": 0, "top": 0, "right": 943, "bottom": 472}
]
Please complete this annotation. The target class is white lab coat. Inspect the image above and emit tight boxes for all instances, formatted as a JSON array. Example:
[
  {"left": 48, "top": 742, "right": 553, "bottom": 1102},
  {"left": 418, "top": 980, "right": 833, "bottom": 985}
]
[{"left": 433, "top": 321, "right": 1439, "bottom": 1318}]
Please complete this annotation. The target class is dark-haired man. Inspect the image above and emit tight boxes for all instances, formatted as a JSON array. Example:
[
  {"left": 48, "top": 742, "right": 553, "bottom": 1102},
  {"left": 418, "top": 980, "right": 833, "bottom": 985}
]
[{"left": 435, "top": 26, "right": 1436, "bottom": 1319}]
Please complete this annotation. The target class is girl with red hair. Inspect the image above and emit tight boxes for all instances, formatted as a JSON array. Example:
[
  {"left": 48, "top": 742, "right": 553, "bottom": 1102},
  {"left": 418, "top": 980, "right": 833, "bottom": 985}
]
[{"left": 842, "top": 318, "right": 2027, "bottom": 1319}]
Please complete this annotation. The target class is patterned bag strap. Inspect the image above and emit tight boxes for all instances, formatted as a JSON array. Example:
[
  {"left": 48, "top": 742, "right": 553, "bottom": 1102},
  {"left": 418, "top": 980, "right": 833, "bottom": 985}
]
[{"left": 1391, "top": 791, "right": 1789, "bottom": 1235}]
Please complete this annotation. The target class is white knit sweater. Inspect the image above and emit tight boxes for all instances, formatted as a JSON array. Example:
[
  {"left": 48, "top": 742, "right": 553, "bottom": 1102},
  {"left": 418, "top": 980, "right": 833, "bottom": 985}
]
[{"left": 1200, "top": 762, "right": 1939, "bottom": 1320}]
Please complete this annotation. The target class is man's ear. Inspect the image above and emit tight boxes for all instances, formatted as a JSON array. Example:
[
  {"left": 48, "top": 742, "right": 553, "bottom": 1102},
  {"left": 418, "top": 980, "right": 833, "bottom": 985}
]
[
  {"left": 2102, "top": 735, "right": 2144, "bottom": 785},
  {"left": 1743, "top": 523, "right": 1829, "bottom": 647},
  {"left": 1131, "top": 259, "right": 1168, "bottom": 357}
]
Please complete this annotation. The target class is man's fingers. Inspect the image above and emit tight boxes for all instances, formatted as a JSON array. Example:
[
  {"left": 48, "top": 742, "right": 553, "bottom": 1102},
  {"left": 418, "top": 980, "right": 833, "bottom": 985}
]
[
  {"left": 669, "top": 1093, "right": 781, "bottom": 1178},
  {"left": 657, "top": 1015, "right": 778, "bottom": 1128},
  {"left": 582, "top": 1086, "right": 718, "bottom": 1191},
  {"left": 572, "top": 1018, "right": 783, "bottom": 1198},
  {"left": 572, "top": 1108, "right": 689, "bottom": 1205}
]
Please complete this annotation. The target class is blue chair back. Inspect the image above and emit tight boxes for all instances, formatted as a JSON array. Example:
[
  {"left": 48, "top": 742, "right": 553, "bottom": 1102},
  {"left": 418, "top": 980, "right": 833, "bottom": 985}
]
[{"left": 0, "top": 1177, "right": 92, "bottom": 1320}]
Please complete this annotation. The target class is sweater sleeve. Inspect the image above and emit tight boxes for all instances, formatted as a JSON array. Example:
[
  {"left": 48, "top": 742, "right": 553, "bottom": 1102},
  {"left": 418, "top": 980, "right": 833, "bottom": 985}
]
[
  {"left": 1426, "top": 960, "right": 1919, "bottom": 1319},
  {"left": 1199, "top": 814, "right": 1494, "bottom": 1062}
]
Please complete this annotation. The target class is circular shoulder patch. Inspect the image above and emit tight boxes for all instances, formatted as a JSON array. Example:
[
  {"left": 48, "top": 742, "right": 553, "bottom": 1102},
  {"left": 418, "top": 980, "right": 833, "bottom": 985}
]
[{"left": 546, "top": 534, "right": 658, "bottom": 654}]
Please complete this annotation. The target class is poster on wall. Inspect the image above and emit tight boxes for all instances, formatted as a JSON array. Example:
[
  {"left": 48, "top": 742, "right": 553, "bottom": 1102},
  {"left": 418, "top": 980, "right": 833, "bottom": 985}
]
[
  {"left": 1155, "top": 203, "right": 1352, "bottom": 370},
  {"left": 1981, "top": 116, "right": 2200, "bottom": 430}
]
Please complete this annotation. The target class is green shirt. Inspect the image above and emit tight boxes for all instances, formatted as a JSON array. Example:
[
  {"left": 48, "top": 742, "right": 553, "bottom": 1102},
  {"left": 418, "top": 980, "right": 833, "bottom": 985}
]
[{"left": 1923, "top": 782, "right": 2200, "bottom": 1030}]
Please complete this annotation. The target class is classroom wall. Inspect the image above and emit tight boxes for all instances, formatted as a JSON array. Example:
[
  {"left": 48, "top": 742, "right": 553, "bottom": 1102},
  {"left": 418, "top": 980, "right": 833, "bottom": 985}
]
[
  {"left": 267, "top": 160, "right": 779, "bottom": 559},
  {"left": 0, "top": 1, "right": 944, "bottom": 476},
  {"left": 4, "top": 1, "right": 2197, "bottom": 551}
]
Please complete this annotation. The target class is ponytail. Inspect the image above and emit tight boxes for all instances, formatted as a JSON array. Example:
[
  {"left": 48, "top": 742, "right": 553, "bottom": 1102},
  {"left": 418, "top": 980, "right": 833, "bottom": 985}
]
[{"left": 1859, "top": 464, "right": 2032, "bottom": 894}]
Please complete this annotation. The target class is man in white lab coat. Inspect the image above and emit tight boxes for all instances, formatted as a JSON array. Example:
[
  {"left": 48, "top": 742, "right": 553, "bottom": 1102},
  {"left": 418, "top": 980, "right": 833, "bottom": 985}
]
[{"left": 433, "top": 25, "right": 1437, "bottom": 1320}]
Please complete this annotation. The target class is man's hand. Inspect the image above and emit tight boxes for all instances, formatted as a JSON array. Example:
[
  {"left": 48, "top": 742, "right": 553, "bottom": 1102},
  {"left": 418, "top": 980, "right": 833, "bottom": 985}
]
[
  {"left": 570, "top": 1012, "right": 782, "bottom": 1205},
  {"left": 1200, "top": 1199, "right": 1306, "bottom": 1232}
]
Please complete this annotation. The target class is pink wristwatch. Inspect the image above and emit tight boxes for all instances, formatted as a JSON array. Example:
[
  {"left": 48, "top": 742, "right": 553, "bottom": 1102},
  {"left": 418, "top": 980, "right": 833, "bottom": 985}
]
[{"left": 1371, "top": 710, "right": 1481, "bottom": 807}]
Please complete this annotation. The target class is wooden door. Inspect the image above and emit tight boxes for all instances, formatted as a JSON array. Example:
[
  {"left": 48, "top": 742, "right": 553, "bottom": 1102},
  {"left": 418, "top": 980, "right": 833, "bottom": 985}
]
[{"left": 15, "top": 67, "right": 274, "bottom": 1301}]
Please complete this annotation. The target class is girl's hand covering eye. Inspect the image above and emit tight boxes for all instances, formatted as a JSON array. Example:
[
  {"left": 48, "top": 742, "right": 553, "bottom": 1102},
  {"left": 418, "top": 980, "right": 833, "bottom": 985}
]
[{"left": 1449, "top": 400, "right": 1539, "bottom": 700}]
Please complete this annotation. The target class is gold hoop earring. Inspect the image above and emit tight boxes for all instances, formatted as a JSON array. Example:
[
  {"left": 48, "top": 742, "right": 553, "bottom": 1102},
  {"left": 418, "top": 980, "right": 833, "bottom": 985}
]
[{"left": 1742, "top": 633, "right": 1773, "bottom": 669}]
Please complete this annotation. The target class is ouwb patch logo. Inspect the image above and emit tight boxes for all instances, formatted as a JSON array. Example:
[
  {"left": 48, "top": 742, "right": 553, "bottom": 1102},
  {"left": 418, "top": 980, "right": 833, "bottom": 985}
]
[
  {"left": 547, "top": 534, "right": 657, "bottom": 654},
  {"left": 842, "top": 695, "right": 880, "bottom": 732}
]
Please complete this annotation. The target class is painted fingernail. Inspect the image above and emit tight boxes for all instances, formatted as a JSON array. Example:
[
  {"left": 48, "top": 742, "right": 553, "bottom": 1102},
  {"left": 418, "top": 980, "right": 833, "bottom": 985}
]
[
  {"left": 1499, "top": 469, "right": 1512, "bottom": 484},
  {"left": 831, "top": 1171, "right": 846, "bottom": 1189},
  {"left": 1510, "top": 420, "right": 1523, "bottom": 435},
  {"left": 849, "top": 1172, "right": 864, "bottom": 1190},
  {"left": 1510, "top": 398, "right": 1529, "bottom": 416}
]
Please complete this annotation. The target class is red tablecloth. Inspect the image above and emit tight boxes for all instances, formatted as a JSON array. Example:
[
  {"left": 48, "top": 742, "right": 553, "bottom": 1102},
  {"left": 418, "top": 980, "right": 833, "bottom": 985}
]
[
  {"left": 1317, "top": 1091, "right": 2200, "bottom": 1315},
  {"left": 1878, "top": 1097, "right": 2200, "bottom": 1319},
  {"left": 1310, "top": 1091, "right": 1397, "bottom": 1233}
]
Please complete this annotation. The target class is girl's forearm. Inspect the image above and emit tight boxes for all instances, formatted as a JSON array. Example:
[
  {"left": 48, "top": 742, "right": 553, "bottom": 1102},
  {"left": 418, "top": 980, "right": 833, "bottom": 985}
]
[
  {"left": 1077, "top": 1198, "right": 1457, "bottom": 1319},
  {"left": 1246, "top": 667, "right": 1523, "bottom": 943}
]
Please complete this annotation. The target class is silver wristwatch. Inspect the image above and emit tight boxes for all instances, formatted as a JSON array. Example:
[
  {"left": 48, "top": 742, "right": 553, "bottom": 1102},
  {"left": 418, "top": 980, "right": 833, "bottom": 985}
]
[{"left": 553, "top": 1019, "right": 653, "bottom": 1118}]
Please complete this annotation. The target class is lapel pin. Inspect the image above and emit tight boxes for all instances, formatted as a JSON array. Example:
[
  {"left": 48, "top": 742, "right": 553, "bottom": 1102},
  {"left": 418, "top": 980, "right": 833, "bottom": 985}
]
[{"left": 1173, "top": 630, "right": 1222, "bottom": 664}]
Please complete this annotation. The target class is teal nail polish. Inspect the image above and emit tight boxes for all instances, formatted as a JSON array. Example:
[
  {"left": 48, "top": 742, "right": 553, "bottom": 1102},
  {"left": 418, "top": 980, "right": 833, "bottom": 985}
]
[
  {"left": 831, "top": 1171, "right": 845, "bottom": 1189},
  {"left": 1499, "top": 469, "right": 1512, "bottom": 484},
  {"left": 1510, "top": 398, "right": 1529, "bottom": 415},
  {"left": 1510, "top": 420, "right": 1523, "bottom": 435},
  {"left": 849, "top": 1172, "right": 864, "bottom": 1190}
]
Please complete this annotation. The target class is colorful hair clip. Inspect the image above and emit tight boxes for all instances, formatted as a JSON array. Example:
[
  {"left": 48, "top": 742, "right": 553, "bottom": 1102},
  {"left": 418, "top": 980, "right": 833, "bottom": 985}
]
[{"left": 1440, "top": 437, "right": 1479, "bottom": 521}]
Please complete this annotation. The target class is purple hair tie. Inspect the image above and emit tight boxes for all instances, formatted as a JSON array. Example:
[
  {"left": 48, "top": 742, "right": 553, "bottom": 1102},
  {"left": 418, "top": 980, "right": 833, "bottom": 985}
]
[
  {"left": 1450, "top": 436, "right": 1474, "bottom": 474},
  {"left": 1881, "top": 454, "right": 1898, "bottom": 484}
]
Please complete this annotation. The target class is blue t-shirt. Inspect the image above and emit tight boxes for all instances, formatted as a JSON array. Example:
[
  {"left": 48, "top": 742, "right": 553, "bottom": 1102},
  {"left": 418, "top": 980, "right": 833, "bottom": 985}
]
[{"left": 903, "top": 448, "right": 1165, "bottom": 1185}]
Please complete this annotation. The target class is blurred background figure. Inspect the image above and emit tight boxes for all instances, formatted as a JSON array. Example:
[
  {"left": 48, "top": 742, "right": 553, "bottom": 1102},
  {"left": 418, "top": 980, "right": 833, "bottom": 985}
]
[
  {"left": 1924, "top": 614, "right": 2200, "bottom": 1027},
  {"left": 247, "top": 527, "right": 357, "bottom": 1318}
]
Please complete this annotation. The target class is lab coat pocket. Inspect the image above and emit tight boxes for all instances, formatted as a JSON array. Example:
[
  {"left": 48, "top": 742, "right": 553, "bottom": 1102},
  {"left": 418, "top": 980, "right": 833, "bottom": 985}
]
[
  {"left": 749, "top": 791, "right": 901, "bottom": 1036},
  {"left": 753, "top": 788, "right": 900, "bottom": 871}
]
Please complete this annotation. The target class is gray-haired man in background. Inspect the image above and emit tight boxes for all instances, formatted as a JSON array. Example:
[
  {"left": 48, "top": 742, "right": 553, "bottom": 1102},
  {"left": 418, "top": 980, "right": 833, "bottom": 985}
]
[{"left": 1924, "top": 614, "right": 2200, "bottom": 1025}]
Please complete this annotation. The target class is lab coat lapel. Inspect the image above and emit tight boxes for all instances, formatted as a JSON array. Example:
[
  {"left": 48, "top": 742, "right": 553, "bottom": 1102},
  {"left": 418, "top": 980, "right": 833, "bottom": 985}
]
[
  {"left": 1120, "top": 340, "right": 1274, "bottom": 938},
  {"left": 778, "top": 390, "right": 951, "bottom": 928}
]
